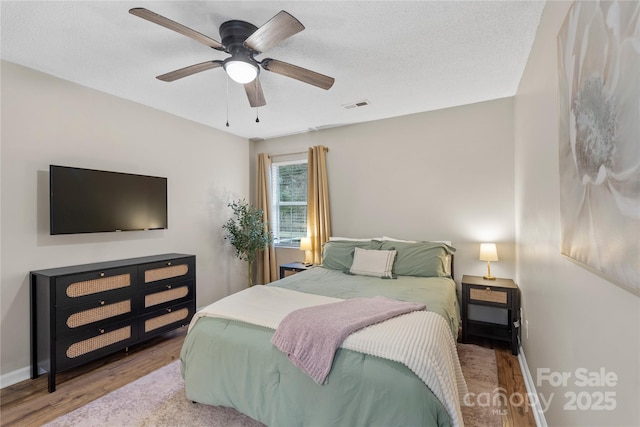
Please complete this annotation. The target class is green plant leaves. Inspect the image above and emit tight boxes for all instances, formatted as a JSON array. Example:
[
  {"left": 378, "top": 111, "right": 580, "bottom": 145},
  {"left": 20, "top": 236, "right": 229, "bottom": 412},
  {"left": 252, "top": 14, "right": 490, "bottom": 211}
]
[{"left": 222, "top": 199, "right": 273, "bottom": 264}]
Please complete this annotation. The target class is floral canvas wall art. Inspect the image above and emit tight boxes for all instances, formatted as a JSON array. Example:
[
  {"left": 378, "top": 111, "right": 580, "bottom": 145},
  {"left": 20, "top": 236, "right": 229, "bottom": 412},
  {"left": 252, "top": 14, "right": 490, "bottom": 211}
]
[{"left": 557, "top": 0, "right": 639, "bottom": 294}]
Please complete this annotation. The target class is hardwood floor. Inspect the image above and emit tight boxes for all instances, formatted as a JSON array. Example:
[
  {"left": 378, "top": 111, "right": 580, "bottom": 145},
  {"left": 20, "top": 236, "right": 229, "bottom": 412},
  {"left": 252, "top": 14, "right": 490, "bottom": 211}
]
[
  {"left": 496, "top": 346, "right": 537, "bottom": 427},
  {"left": 1, "top": 328, "right": 536, "bottom": 427},
  {"left": 0, "top": 327, "right": 186, "bottom": 427}
]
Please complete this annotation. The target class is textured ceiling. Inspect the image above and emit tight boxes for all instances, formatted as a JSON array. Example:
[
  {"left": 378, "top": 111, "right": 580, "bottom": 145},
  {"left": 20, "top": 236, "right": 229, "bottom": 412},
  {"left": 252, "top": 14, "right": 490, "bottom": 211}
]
[{"left": 1, "top": 1, "right": 545, "bottom": 140}]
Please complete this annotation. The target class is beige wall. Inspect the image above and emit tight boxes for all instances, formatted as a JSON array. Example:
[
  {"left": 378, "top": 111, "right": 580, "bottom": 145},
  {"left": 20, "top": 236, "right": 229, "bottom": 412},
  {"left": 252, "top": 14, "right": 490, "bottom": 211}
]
[
  {"left": 514, "top": 2, "right": 639, "bottom": 426},
  {"left": 252, "top": 97, "right": 517, "bottom": 285},
  {"left": 0, "top": 61, "right": 250, "bottom": 383}
]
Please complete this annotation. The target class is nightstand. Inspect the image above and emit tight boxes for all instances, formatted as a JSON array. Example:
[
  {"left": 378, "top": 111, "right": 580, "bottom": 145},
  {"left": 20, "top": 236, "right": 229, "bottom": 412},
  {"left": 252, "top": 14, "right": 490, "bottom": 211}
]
[
  {"left": 279, "top": 262, "right": 311, "bottom": 279},
  {"left": 461, "top": 275, "right": 520, "bottom": 355}
]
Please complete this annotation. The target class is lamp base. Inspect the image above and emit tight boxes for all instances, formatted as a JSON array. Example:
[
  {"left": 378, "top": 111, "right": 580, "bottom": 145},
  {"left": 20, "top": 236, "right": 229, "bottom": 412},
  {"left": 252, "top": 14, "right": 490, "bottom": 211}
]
[
  {"left": 483, "top": 260, "right": 497, "bottom": 280},
  {"left": 303, "top": 250, "right": 312, "bottom": 266}
]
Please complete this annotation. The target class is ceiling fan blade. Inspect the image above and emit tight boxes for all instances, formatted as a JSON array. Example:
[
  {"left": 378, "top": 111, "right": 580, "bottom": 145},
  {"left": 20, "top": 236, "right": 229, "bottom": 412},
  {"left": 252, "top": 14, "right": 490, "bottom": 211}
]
[
  {"left": 261, "top": 59, "right": 334, "bottom": 90},
  {"left": 129, "top": 8, "right": 224, "bottom": 51},
  {"left": 244, "top": 78, "right": 267, "bottom": 107},
  {"left": 156, "top": 61, "right": 223, "bottom": 82},
  {"left": 244, "top": 11, "right": 304, "bottom": 53}
]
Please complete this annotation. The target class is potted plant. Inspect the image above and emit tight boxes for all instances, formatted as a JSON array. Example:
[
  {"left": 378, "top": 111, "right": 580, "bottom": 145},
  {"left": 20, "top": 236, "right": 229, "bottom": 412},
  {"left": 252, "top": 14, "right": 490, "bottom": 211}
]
[{"left": 222, "top": 199, "right": 273, "bottom": 287}]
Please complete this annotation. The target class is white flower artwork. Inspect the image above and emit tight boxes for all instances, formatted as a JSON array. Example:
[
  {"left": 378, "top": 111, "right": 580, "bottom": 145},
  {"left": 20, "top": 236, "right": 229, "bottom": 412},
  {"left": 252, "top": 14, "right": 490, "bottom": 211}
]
[{"left": 558, "top": 0, "right": 639, "bottom": 294}]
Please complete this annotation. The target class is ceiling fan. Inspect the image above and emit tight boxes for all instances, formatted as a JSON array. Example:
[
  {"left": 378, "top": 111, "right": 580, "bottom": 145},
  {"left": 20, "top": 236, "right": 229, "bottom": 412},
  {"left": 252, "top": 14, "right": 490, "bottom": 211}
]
[{"left": 129, "top": 8, "right": 335, "bottom": 108}]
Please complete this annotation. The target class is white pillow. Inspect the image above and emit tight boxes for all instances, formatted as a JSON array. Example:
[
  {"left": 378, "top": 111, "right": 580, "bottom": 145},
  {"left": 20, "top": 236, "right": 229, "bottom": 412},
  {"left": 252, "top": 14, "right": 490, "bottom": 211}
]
[{"left": 349, "top": 247, "right": 397, "bottom": 278}]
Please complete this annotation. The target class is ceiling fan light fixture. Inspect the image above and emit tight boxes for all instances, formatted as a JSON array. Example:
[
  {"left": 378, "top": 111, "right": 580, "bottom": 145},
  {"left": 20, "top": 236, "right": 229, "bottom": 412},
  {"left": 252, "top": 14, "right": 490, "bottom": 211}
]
[
  {"left": 224, "top": 57, "right": 258, "bottom": 84},
  {"left": 132, "top": 8, "right": 335, "bottom": 109}
]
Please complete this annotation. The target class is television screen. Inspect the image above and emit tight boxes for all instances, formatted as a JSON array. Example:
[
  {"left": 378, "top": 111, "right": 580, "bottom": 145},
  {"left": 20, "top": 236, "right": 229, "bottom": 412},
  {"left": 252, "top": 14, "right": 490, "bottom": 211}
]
[{"left": 50, "top": 165, "right": 167, "bottom": 235}]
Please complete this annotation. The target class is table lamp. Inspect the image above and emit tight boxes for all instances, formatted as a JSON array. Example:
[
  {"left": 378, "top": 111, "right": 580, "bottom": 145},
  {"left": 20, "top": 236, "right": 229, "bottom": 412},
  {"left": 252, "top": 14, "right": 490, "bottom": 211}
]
[
  {"left": 300, "top": 237, "right": 312, "bottom": 266},
  {"left": 479, "top": 243, "right": 498, "bottom": 280}
]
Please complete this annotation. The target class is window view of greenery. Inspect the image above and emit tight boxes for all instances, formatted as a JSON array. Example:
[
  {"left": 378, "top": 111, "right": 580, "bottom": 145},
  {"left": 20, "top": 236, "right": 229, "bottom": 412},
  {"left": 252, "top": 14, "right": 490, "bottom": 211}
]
[{"left": 272, "top": 162, "right": 307, "bottom": 246}]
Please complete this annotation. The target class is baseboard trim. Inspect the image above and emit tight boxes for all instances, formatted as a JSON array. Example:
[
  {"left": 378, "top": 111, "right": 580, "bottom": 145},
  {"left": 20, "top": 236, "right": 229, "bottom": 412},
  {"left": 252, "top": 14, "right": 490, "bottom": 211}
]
[
  {"left": 518, "top": 345, "right": 548, "bottom": 427},
  {"left": 1, "top": 366, "right": 31, "bottom": 389}
]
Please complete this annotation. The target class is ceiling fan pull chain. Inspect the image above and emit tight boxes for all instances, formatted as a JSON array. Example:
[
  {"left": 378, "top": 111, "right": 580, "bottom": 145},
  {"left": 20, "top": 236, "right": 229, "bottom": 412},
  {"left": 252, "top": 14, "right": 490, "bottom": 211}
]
[
  {"left": 254, "top": 80, "right": 260, "bottom": 123},
  {"left": 225, "top": 74, "right": 230, "bottom": 127}
]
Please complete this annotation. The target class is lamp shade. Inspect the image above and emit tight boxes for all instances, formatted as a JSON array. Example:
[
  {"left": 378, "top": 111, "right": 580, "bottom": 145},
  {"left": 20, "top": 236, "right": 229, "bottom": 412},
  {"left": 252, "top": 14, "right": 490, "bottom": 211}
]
[
  {"left": 479, "top": 243, "right": 499, "bottom": 261},
  {"left": 299, "top": 237, "right": 312, "bottom": 251}
]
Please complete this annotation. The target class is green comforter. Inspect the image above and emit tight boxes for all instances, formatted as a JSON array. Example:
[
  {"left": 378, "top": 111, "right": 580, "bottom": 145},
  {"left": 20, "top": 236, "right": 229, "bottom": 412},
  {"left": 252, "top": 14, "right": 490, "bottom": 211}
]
[
  {"left": 271, "top": 267, "right": 459, "bottom": 336},
  {"left": 180, "top": 267, "right": 460, "bottom": 427}
]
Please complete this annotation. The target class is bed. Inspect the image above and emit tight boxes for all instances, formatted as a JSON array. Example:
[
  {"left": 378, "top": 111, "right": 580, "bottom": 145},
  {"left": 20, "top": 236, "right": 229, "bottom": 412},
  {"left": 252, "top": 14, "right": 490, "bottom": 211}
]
[{"left": 180, "top": 239, "right": 467, "bottom": 427}]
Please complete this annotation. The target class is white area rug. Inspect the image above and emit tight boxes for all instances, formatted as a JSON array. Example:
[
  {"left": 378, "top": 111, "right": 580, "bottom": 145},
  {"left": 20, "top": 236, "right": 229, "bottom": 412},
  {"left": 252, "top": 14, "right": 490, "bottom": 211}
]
[{"left": 44, "top": 361, "right": 263, "bottom": 427}]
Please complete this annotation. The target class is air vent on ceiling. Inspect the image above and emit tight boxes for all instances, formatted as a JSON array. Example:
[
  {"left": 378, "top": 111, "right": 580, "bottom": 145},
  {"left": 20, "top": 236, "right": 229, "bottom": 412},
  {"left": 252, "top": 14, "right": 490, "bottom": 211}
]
[{"left": 342, "top": 100, "right": 370, "bottom": 109}]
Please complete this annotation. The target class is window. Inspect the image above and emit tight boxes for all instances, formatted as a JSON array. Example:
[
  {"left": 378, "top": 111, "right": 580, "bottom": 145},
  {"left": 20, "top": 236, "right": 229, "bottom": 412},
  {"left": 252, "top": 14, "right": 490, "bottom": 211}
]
[{"left": 271, "top": 159, "right": 307, "bottom": 246}]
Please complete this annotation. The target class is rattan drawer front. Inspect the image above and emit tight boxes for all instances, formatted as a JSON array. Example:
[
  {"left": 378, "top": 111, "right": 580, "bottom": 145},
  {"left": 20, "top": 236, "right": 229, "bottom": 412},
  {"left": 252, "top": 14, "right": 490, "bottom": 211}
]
[
  {"left": 65, "top": 325, "right": 132, "bottom": 359},
  {"left": 145, "top": 286, "right": 189, "bottom": 308},
  {"left": 66, "top": 300, "right": 132, "bottom": 329},
  {"left": 469, "top": 287, "right": 508, "bottom": 304},
  {"left": 56, "top": 266, "right": 137, "bottom": 309},
  {"left": 66, "top": 274, "right": 131, "bottom": 297},
  {"left": 144, "top": 308, "right": 190, "bottom": 333},
  {"left": 144, "top": 264, "right": 189, "bottom": 283}
]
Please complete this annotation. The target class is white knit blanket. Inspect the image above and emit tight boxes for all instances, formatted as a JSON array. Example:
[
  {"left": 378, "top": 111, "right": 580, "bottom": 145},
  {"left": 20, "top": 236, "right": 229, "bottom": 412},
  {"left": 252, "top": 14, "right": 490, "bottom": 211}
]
[{"left": 189, "top": 286, "right": 467, "bottom": 427}]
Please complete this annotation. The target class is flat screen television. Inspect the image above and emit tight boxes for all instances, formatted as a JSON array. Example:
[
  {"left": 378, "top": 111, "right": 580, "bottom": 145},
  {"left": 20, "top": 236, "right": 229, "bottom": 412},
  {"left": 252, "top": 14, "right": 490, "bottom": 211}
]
[{"left": 50, "top": 165, "right": 168, "bottom": 235}]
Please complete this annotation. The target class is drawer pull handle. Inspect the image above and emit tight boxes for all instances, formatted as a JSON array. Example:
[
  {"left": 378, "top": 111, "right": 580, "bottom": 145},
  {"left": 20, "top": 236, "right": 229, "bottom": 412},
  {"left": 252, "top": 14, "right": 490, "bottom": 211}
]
[
  {"left": 485, "top": 287, "right": 492, "bottom": 293},
  {"left": 99, "top": 272, "right": 105, "bottom": 277},
  {"left": 167, "top": 262, "right": 172, "bottom": 266},
  {"left": 167, "top": 308, "right": 172, "bottom": 313},
  {"left": 99, "top": 328, "right": 105, "bottom": 334},
  {"left": 100, "top": 300, "right": 105, "bottom": 306},
  {"left": 166, "top": 285, "right": 172, "bottom": 290}
]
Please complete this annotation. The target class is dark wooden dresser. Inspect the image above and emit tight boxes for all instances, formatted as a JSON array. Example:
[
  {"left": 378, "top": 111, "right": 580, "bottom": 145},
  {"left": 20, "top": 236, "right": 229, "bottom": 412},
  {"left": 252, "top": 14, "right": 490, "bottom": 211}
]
[{"left": 30, "top": 253, "right": 195, "bottom": 392}]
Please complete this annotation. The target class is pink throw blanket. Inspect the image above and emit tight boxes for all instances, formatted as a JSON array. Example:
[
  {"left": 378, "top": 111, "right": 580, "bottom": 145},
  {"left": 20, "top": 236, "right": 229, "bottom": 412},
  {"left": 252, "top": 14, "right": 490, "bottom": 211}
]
[{"left": 271, "top": 296, "right": 425, "bottom": 384}]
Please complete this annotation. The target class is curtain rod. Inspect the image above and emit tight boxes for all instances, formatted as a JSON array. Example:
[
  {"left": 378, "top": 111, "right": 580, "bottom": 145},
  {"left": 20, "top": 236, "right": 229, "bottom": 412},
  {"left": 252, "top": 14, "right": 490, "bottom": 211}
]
[{"left": 267, "top": 147, "right": 329, "bottom": 158}]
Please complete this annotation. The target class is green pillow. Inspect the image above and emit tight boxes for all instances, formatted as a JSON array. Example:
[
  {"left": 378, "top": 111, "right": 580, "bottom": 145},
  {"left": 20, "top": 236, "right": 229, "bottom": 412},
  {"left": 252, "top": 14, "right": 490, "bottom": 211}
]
[
  {"left": 321, "top": 240, "right": 381, "bottom": 271},
  {"left": 378, "top": 240, "right": 455, "bottom": 277}
]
